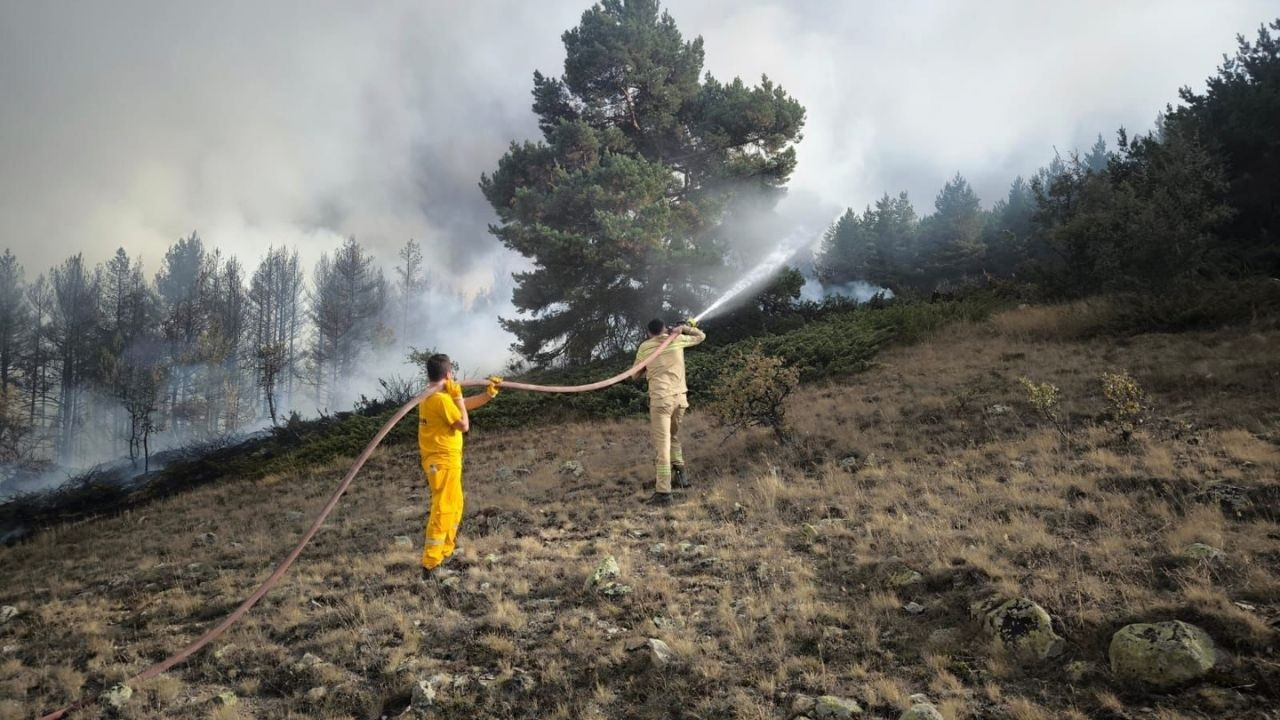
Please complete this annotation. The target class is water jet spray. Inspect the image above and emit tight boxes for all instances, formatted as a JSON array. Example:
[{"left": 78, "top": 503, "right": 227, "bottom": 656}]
[{"left": 692, "top": 228, "right": 814, "bottom": 323}]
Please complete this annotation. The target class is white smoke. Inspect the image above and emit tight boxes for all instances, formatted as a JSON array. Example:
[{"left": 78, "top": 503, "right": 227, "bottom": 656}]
[{"left": 800, "top": 278, "right": 893, "bottom": 304}]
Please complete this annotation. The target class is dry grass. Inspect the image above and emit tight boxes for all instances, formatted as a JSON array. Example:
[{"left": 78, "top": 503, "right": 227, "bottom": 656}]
[
  {"left": 1, "top": 306, "right": 1279, "bottom": 718},
  {"left": 989, "top": 298, "right": 1115, "bottom": 339}
]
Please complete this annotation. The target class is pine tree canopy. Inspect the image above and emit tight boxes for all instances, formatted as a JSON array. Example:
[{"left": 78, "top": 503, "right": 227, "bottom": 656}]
[{"left": 480, "top": 0, "right": 805, "bottom": 364}]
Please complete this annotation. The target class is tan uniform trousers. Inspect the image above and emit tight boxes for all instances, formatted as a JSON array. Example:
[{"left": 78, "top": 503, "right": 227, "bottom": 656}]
[{"left": 649, "top": 392, "right": 688, "bottom": 493}]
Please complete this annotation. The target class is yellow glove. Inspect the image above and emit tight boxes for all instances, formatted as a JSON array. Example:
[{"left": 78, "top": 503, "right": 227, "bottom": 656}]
[
  {"left": 486, "top": 375, "right": 503, "bottom": 398},
  {"left": 686, "top": 317, "right": 698, "bottom": 329},
  {"left": 444, "top": 379, "right": 462, "bottom": 398}
]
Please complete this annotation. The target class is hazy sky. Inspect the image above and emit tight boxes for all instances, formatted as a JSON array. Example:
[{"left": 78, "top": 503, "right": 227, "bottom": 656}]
[{"left": 1, "top": 0, "right": 1274, "bottom": 294}]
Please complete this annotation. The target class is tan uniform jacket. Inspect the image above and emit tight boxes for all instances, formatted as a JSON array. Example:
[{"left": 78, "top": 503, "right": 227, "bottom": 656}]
[{"left": 634, "top": 327, "right": 706, "bottom": 401}]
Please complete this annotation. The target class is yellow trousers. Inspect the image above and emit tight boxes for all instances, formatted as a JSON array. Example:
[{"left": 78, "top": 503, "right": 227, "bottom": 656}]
[
  {"left": 421, "top": 459, "right": 463, "bottom": 570},
  {"left": 648, "top": 392, "right": 688, "bottom": 493}
]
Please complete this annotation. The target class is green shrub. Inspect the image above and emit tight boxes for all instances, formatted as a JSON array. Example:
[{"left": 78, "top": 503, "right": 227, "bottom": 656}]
[
  {"left": 707, "top": 346, "right": 800, "bottom": 441},
  {"left": 1100, "top": 371, "right": 1146, "bottom": 442}
]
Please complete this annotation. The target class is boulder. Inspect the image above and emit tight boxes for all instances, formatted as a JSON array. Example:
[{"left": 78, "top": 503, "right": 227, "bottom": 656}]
[
  {"left": 101, "top": 683, "right": 132, "bottom": 710},
  {"left": 1108, "top": 620, "right": 1216, "bottom": 687},
  {"left": 970, "top": 597, "right": 1064, "bottom": 660},
  {"left": 882, "top": 560, "right": 924, "bottom": 589},
  {"left": 646, "top": 638, "right": 675, "bottom": 667},
  {"left": 628, "top": 637, "right": 676, "bottom": 669},
  {"left": 600, "top": 582, "right": 632, "bottom": 597},
  {"left": 1181, "top": 543, "right": 1224, "bottom": 561},
  {"left": 900, "top": 703, "right": 944, "bottom": 720},
  {"left": 791, "top": 694, "right": 816, "bottom": 715},
  {"left": 560, "top": 460, "right": 585, "bottom": 478},
  {"left": 586, "top": 556, "right": 621, "bottom": 589},
  {"left": 296, "top": 652, "right": 325, "bottom": 670},
  {"left": 814, "top": 695, "right": 863, "bottom": 718},
  {"left": 903, "top": 602, "right": 925, "bottom": 615},
  {"left": 411, "top": 673, "right": 454, "bottom": 708}
]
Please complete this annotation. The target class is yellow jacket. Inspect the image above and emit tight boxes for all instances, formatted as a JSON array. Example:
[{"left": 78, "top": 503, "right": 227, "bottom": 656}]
[{"left": 634, "top": 327, "right": 706, "bottom": 401}]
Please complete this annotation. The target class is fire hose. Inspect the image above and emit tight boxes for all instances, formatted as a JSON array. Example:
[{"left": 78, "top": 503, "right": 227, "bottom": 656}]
[{"left": 38, "top": 329, "right": 688, "bottom": 720}]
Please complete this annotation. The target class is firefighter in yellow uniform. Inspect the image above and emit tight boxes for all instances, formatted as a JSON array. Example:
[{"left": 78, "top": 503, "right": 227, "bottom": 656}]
[
  {"left": 633, "top": 318, "right": 706, "bottom": 505},
  {"left": 417, "top": 353, "right": 500, "bottom": 578}
]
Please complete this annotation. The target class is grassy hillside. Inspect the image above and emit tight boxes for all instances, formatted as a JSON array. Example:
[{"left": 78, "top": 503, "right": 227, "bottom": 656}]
[
  {"left": 0, "top": 295, "right": 1001, "bottom": 540},
  {"left": 1, "top": 300, "right": 1278, "bottom": 719}
]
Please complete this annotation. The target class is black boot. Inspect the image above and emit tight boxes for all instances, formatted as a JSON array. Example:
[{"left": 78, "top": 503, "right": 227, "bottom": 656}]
[
  {"left": 672, "top": 464, "right": 690, "bottom": 489},
  {"left": 644, "top": 492, "right": 673, "bottom": 506}
]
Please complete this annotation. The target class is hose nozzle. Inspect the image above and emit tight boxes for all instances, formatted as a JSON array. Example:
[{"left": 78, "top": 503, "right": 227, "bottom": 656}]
[{"left": 685, "top": 317, "right": 698, "bottom": 329}]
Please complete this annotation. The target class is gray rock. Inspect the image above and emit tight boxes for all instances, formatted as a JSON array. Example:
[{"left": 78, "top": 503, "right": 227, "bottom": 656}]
[
  {"left": 971, "top": 597, "right": 1065, "bottom": 660},
  {"left": 791, "top": 694, "right": 816, "bottom": 714},
  {"left": 101, "top": 683, "right": 133, "bottom": 709},
  {"left": 814, "top": 695, "right": 863, "bottom": 718},
  {"left": 600, "top": 582, "right": 632, "bottom": 597},
  {"left": 903, "top": 602, "right": 925, "bottom": 615},
  {"left": 393, "top": 535, "right": 413, "bottom": 550},
  {"left": 195, "top": 532, "right": 217, "bottom": 546},
  {"left": 1181, "top": 542, "right": 1224, "bottom": 561},
  {"left": 285, "top": 510, "right": 305, "bottom": 521},
  {"left": 586, "top": 556, "right": 621, "bottom": 589},
  {"left": 560, "top": 460, "right": 585, "bottom": 477},
  {"left": 1109, "top": 620, "right": 1216, "bottom": 687},
  {"left": 988, "top": 403, "right": 1012, "bottom": 416},
  {"left": 900, "top": 703, "right": 944, "bottom": 720},
  {"left": 837, "top": 456, "right": 860, "bottom": 472},
  {"left": 214, "top": 690, "right": 238, "bottom": 707},
  {"left": 881, "top": 560, "right": 924, "bottom": 588},
  {"left": 908, "top": 694, "right": 930, "bottom": 705},
  {"left": 483, "top": 553, "right": 501, "bottom": 566},
  {"left": 646, "top": 638, "right": 675, "bottom": 668},
  {"left": 411, "top": 679, "right": 436, "bottom": 708},
  {"left": 0, "top": 606, "right": 17, "bottom": 625},
  {"left": 296, "top": 652, "right": 324, "bottom": 670},
  {"left": 305, "top": 686, "right": 327, "bottom": 702},
  {"left": 411, "top": 673, "right": 454, "bottom": 708}
]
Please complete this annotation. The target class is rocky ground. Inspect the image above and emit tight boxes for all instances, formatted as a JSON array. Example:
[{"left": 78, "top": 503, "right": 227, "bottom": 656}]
[{"left": 2, "top": 303, "right": 1279, "bottom": 719}]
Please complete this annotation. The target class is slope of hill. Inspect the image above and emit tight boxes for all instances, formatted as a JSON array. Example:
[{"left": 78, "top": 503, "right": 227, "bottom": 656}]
[{"left": 1, "top": 301, "right": 1278, "bottom": 719}]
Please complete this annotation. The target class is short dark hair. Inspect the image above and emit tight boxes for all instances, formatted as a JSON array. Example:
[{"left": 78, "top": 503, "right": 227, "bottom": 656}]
[
  {"left": 426, "top": 353, "right": 452, "bottom": 382},
  {"left": 647, "top": 318, "right": 666, "bottom": 335}
]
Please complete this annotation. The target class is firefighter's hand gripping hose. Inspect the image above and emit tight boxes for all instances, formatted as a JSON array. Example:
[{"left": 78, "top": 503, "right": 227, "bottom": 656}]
[{"left": 37, "top": 331, "right": 681, "bottom": 720}]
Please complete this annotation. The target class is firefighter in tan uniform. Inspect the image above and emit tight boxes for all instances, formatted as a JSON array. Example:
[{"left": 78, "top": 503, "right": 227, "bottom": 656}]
[{"left": 633, "top": 318, "right": 706, "bottom": 505}]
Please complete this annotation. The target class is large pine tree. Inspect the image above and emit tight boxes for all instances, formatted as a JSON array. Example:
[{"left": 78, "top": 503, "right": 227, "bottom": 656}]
[{"left": 481, "top": 0, "right": 805, "bottom": 364}]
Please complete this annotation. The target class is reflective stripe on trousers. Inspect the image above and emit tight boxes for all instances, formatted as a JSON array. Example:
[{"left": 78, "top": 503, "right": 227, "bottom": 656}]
[{"left": 648, "top": 392, "right": 688, "bottom": 494}]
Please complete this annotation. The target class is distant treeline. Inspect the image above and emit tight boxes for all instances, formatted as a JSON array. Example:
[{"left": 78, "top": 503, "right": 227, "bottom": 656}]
[
  {"left": 0, "top": 234, "right": 434, "bottom": 477},
  {"left": 816, "top": 21, "right": 1280, "bottom": 298}
]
